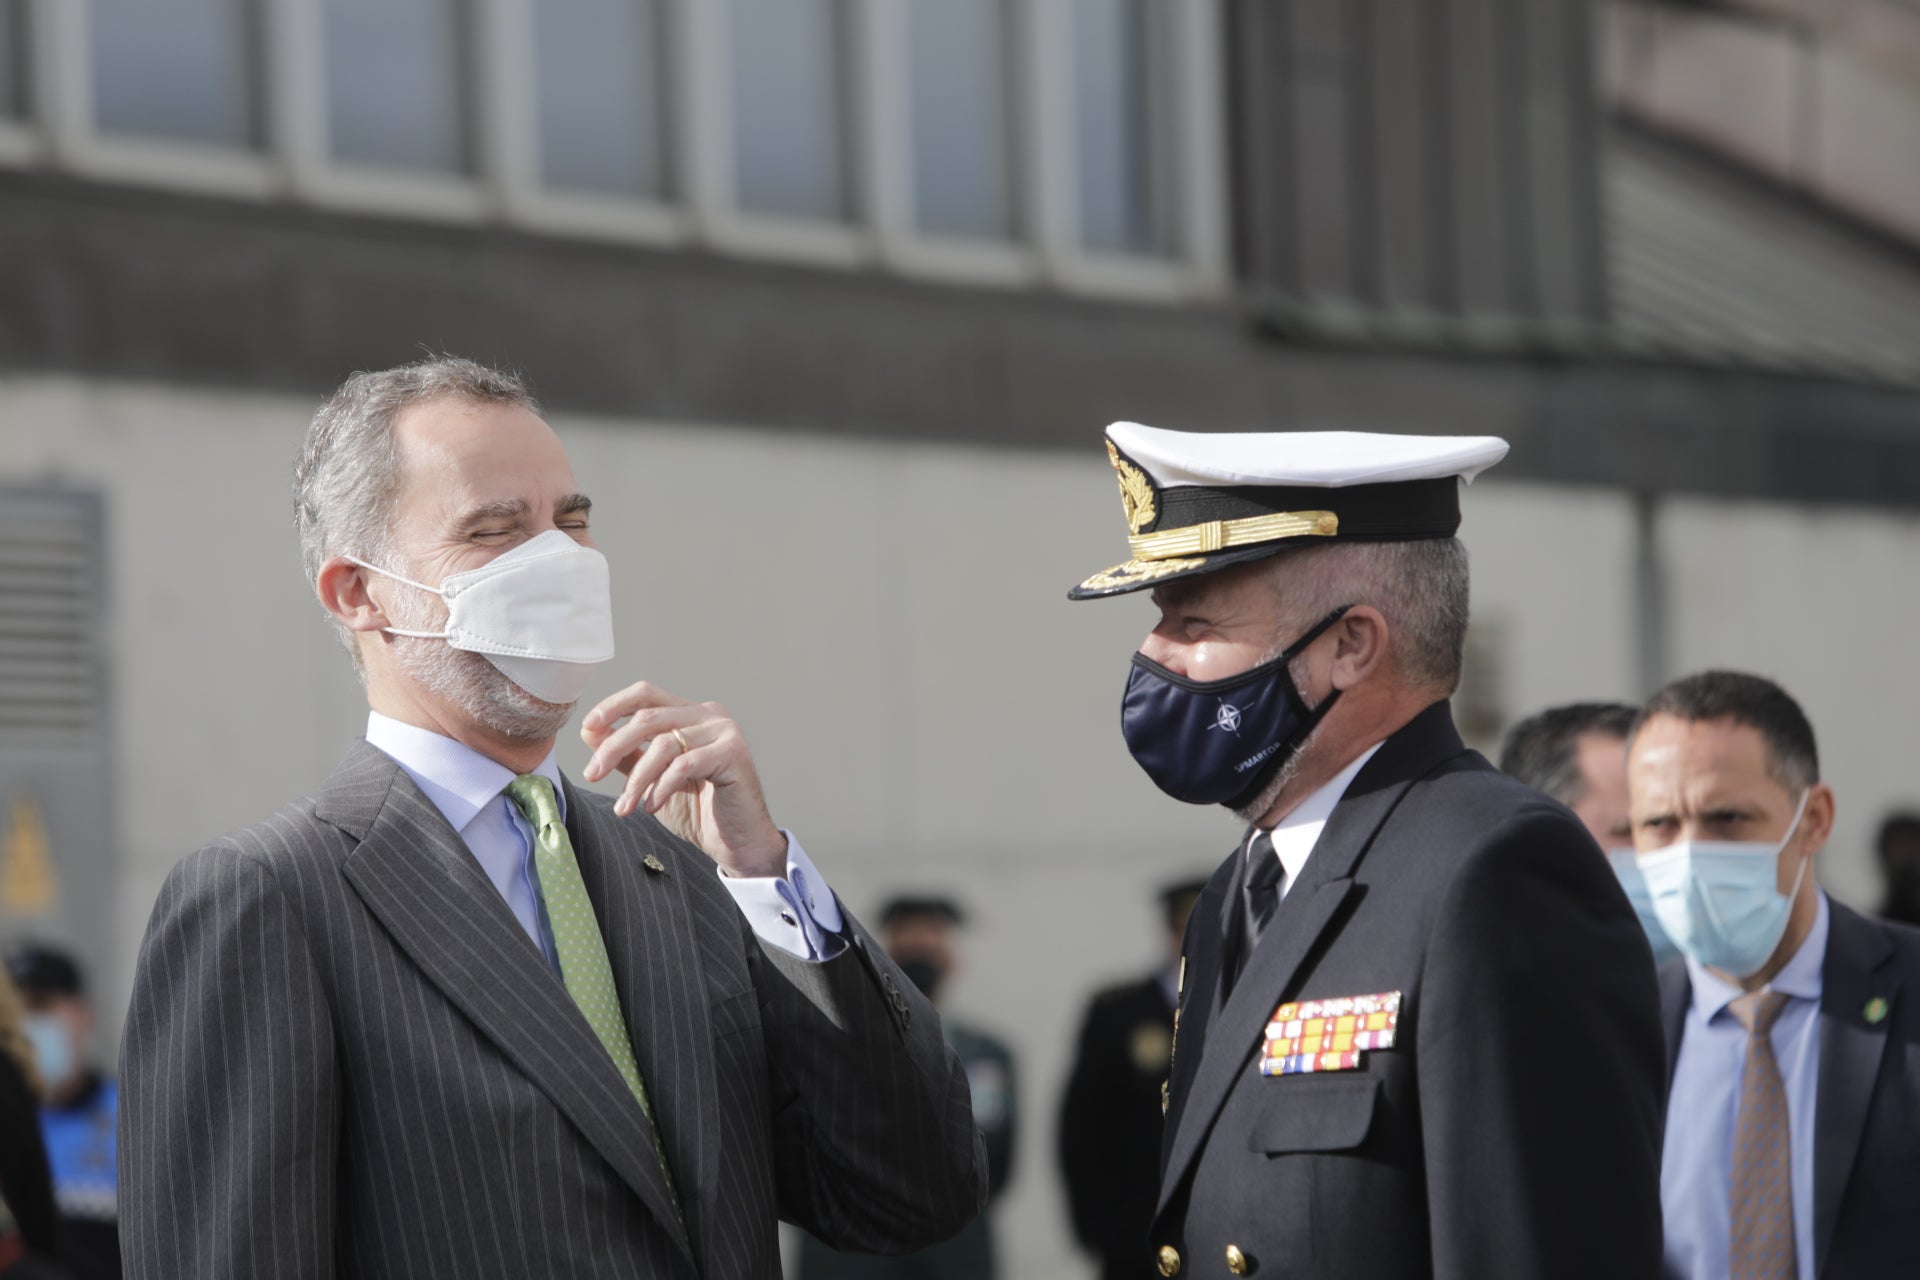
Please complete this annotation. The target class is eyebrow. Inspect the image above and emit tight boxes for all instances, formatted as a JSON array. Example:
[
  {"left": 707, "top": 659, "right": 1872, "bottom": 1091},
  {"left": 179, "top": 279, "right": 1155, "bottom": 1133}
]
[
  {"left": 451, "top": 498, "right": 530, "bottom": 536},
  {"left": 556, "top": 493, "right": 592, "bottom": 517}
]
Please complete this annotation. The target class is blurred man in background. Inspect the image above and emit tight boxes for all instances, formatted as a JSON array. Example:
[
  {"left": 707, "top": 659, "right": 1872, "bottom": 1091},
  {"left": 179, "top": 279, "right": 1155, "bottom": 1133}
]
[
  {"left": 1630, "top": 671, "right": 1920, "bottom": 1278},
  {"left": 1059, "top": 877, "right": 1206, "bottom": 1280},
  {"left": 1872, "top": 810, "right": 1920, "bottom": 927},
  {"left": 799, "top": 896, "right": 1015, "bottom": 1280},
  {"left": 2, "top": 946, "right": 116, "bottom": 1280},
  {"left": 1071, "top": 423, "right": 1664, "bottom": 1279},
  {"left": 118, "top": 357, "right": 983, "bottom": 1279},
  {"left": 1500, "top": 702, "right": 1678, "bottom": 966}
]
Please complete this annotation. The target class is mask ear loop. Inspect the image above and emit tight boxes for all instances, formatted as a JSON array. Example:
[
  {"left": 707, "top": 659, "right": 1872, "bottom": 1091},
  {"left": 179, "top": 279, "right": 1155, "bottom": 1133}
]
[
  {"left": 1778, "top": 789, "right": 1815, "bottom": 902},
  {"left": 342, "top": 555, "right": 452, "bottom": 640}
]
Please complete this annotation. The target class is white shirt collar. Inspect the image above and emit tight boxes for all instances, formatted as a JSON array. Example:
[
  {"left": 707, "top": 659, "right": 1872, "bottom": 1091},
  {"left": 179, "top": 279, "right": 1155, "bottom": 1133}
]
[
  {"left": 365, "top": 710, "right": 565, "bottom": 834},
  {"left": 1688, "top": 889, "right": 1829, "bottom": 1020},
  {"left": 1246, "top": 741, "right": 1385, "bottom": 895}
]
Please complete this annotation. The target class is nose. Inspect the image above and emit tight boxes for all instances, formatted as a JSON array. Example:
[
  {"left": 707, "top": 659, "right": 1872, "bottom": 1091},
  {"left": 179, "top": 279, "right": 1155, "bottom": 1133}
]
[{"left": 1138, "top": 623, "right": 1186, "bottom": 675}]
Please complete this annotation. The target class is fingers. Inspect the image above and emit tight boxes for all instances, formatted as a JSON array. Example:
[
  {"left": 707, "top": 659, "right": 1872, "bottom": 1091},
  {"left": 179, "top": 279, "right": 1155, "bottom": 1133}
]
[
  {"left": 645, "top": 741, "right": 733, "bottom": 817},
  {"left": 581, "top": 681, "right": 691, "bottom": 743},
  {"left": 582, "top": 701, "right": 709, "bottom": 783},
  {"left": 612, "top": 726, "right": 691, "bottom": 817}
]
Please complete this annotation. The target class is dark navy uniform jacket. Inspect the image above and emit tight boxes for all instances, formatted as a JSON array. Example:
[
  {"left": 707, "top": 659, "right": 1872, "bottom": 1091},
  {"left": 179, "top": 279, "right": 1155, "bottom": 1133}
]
[{"left": 1155, "top": 701, "right": 1665, "bottom": 1279}]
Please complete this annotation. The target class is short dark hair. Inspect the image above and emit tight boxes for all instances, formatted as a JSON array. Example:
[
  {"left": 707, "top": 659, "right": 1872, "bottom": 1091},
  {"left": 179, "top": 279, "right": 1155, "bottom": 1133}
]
[
  {"left": 1157, "top": 877, "right": 1209, "bottom": 930},
  {"left": 3, "top": 942, "right": 84, "bottom": 999},
  {"left": 1498, "top": 702, "right": 1638, "bottom": 805},
  {"left": 1878, "top": 812, "right": 1920, "bottom": 856},
  {"left": 878, "top": 896, "right": 966, "bottom": 929},
  {"left": 1632, "top": 670, "right": 1819, "bottom": 792}
]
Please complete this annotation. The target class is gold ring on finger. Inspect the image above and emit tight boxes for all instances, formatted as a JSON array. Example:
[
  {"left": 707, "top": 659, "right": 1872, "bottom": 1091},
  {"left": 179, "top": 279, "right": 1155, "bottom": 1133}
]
[{"left": 670, "top": 728, "right": 690, "bottom": 754}]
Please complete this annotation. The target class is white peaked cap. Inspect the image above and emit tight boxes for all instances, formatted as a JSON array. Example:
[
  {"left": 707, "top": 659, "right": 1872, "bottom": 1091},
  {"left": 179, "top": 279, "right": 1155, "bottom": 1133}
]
[
  {"left": 1070, "top": 423, "right": 1511, "bottom": 600},
  {"left": 1105, "top": 422, "right": 1510, "bottom": 490}
]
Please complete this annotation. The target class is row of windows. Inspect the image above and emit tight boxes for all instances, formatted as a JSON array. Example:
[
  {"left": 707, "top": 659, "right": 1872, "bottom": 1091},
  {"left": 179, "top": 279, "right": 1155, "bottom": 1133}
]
[{"left": 0, "top": 0, "right": 1224, "bottom": 299}]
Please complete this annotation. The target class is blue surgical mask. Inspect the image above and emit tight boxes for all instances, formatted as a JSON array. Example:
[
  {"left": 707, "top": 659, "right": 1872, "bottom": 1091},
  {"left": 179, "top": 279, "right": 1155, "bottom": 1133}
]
[
  {"left": 1607, "top": 848, "right": 1682, "bottom": 968},
  {"left": 1121, "top": 606, "right": 1350, "bottom": 809},
  {"left": 23, "top": 1013, "right": 74, "bottom": 1090},
  {"left": 1636, "top": 792, "right": 1811, "bottom": 978}
]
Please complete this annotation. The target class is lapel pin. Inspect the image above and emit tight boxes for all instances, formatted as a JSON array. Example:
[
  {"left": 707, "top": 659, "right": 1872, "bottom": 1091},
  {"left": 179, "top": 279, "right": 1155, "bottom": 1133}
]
[
  {"left": 1864, "top": 996, "right": 1888, "bottom": 1025},
  {"left": 643, "top": 854, "right": 667, "bottom": 875}
]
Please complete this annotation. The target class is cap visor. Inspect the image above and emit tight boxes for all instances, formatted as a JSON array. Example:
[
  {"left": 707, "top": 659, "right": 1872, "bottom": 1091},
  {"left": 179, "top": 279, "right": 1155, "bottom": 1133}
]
[{"left": 1067, "top": 544, "right": 1297, "bottom": 600}]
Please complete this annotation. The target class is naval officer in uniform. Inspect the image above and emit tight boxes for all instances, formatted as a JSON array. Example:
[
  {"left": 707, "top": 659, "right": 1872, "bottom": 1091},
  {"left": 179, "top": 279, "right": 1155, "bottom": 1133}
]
[{"left": 1069, "top": 424, "right": 1665, "bottom": 1279}]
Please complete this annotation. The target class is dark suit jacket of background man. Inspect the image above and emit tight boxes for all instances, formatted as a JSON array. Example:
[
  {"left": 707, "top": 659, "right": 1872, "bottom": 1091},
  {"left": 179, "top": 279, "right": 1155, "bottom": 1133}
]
[
  {"left": 1659, "top": 900, "right": 1920, "bottom": 1280},
  {"left": 1156, "top": 701, "right": 1666, "bottom": 1280},
  {"left": 119, "top": 741, "right": 985, "bottom": 1279},
  {"left": 1060, "top": 974, "right": 1174, "bottom": 1280}
]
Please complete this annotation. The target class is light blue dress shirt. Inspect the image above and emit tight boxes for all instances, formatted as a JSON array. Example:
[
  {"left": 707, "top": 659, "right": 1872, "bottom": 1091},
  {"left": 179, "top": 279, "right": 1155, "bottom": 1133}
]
[
  {"left": 366, "top": 712, "right": 844, "bottom": 962},
  {"left": 1662, "top": 891, "right": 1828, "bottom": 1280}
]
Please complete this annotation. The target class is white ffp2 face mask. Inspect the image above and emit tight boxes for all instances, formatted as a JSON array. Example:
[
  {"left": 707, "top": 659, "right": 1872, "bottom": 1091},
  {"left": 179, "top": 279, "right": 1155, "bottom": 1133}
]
[{"left": 349, "top": 529, "right": 616, "bottom": 705}]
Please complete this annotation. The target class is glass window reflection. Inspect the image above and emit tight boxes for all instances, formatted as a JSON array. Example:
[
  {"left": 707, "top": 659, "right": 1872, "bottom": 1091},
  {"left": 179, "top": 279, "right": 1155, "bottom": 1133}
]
[
  {"left": 1073, "top": 0, "right": 1174, "bottom": 257},
  {"left": 0, "top": 1, "right": 22, "bottom": 119},
  {"left": 324, "top": 0, "right": 469, "bottom": 173},
  {"left": 91, "top": 0, "right": 258, "bottom": 146},
  {"left": 908, "top": 0, "right": 1016, "bottom": 241},
  {"left": 728, "top": 0, "right": 851, "bottom": 222},
  {"left": 535, "top": 0, "right": 669, "bottom": 198}
]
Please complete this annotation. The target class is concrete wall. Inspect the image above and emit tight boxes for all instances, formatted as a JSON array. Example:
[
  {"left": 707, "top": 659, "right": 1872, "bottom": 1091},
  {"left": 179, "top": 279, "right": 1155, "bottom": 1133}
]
[{"left": 1, "top": 373, "right": 1912, "bottom": 1276}]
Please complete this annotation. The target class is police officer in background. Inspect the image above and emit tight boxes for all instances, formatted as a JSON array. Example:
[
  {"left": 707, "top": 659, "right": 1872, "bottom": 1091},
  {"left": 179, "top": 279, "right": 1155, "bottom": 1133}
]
[
  {"left": 3, "top": 946, "right": 117, "bottom": 1280},
  {"left": 1060, "top": 878, "right": 1206, "bottom": 1280},
  {"left": 798, "top": 897, "right": 1015, "bottom": 1280},
  {"left": 1069, "top": 423, "right": 1665, "bottom": 1279}
]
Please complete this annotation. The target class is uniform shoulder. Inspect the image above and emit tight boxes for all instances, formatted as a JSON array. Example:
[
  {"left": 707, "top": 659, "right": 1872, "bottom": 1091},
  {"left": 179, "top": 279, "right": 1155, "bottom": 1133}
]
[
  {"left": 1089, "top": 975, "right": 1166, "bottom": 1011},
  {"left": 1406, "top": 753, "right": 1594, "bottom": 852}
]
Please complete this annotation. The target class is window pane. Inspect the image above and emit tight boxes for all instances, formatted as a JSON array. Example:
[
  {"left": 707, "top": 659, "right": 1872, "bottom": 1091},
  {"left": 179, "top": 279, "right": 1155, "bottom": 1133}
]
[
  {"left": 728, "top": 0, "right": 850, "bottom": 222},
  {"left": 0, "top": 1, "right": 23, "bottom": 118},
  {"left": 535, "top": 0, "right": 668, "bottom": 198},
  {"left": 908, "top": 0, "right": 1015, "bottom": 240},
  {"left": 1073, "top": 0, "right": 1174, "bottom": 256},
  {"left": 324, "top": 0, "right": 468, "bottom": 173},
  {"left": 91, "top": 0, "right": 257, "bottom": 146}
]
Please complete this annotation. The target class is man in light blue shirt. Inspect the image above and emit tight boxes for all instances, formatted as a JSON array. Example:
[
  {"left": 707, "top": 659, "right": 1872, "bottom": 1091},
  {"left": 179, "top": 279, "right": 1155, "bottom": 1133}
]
[
  {"left": 119, "top": 356, "right": 984, "bottom": 1279},
  {"left": 1629, "top": 670, "right": 1920, "bottom": 1280}
]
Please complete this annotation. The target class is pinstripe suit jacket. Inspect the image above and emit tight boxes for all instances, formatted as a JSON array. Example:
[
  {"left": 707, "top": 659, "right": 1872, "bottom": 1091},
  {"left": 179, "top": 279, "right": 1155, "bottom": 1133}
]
[{"left": 119, "top": 740, "right": 986, "bottom": 1278}]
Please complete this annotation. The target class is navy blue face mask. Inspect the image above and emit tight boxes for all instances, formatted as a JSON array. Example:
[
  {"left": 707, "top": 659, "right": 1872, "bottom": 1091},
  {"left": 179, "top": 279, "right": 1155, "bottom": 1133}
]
[{"left": 1121, "top": 606, "right": 1352, "bottom": 809}]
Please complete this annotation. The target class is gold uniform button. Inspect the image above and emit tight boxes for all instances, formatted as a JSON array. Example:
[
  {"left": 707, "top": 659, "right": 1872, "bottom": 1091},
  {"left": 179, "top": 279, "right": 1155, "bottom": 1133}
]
[
  {"left": 1225, "top": 1244, "right": 1249, "bottom": 1275},
  {"left": 1156, "top": 1244, "right": 1181, "bottom": 1276}
]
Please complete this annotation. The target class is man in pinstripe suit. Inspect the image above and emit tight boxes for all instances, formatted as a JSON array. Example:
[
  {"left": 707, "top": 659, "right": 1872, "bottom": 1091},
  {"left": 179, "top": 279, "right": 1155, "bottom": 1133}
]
[{"left": 118, "top": 358, "right": 986, "bottom": 1278}]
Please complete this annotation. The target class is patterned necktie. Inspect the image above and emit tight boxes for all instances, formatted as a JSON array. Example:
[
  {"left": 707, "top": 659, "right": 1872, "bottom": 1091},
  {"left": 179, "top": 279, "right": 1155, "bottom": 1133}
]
[
  {"left": 1229, "top": 831, "right": 1283, "bottom": 991},
  {"left": 1728, "top": 989, "right": 1795, "bottom": 1280},
  {"left": 505, "top": 775, "right": 680, "bottom": 1214}
]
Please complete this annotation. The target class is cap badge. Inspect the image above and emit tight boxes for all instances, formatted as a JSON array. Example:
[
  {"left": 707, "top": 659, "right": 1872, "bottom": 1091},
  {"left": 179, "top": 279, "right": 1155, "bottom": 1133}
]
[{"left": 1107, "top": 440, "right": 1157, "bottom": 534}]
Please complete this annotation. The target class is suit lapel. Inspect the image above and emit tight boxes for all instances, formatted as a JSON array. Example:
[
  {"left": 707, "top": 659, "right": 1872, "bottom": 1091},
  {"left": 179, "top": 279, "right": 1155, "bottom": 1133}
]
[
  {"left": 1157, "top": 702, "right": 1466, "bottom": 1214},
  {"left": 566, "top": 781, "right": 720, "bottom": 1275},
  {"left": 321, "top": 742, "right": 695, "bottom": 1266},
  {"left": 1658, "top": 960, "right": 1690, "bottom": 1087},
  {"left": 1812, "top": 901, "right": 1898, "bottom": 1276}
]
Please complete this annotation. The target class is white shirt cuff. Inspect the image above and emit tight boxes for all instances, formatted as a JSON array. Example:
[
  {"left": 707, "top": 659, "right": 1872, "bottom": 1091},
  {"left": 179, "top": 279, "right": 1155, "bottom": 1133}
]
[{"left": 716, "top": 831, "right": 847, "bottom": 961}]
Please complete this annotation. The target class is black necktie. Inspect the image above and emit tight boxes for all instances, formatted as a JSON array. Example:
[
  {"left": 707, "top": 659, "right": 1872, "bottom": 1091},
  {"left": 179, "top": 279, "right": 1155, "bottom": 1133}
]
[{"left": 1231, "top": 831, "right": 1283, "bottom": 990}]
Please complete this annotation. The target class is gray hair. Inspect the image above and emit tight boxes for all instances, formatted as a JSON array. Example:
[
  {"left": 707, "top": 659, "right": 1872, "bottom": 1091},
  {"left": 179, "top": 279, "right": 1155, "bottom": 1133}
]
[
  {"left": 1266, "top": 537, "right": 1472, "bottom": 694},
  {"left": 292, "top": 356, "right": 538, "bottom": 658}
]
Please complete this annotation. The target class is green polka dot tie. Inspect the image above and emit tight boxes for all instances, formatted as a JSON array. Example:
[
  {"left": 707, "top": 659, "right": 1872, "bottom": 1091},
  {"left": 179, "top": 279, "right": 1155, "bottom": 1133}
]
[{"left": 505, "top": 775, "right": 680, "bottom": 1216}]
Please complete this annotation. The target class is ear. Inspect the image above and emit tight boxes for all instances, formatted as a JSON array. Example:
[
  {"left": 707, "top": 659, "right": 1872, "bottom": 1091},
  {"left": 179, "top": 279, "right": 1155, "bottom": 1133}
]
[
  {"left": 1799, "top": 782, "right": 1838, "bottom": 859},
  {"left": 316, "top": 556, "right": 390, "bottom": 635},
  {"left": 1326, "top": 605, "right": 1389, "bottom": 692}
]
